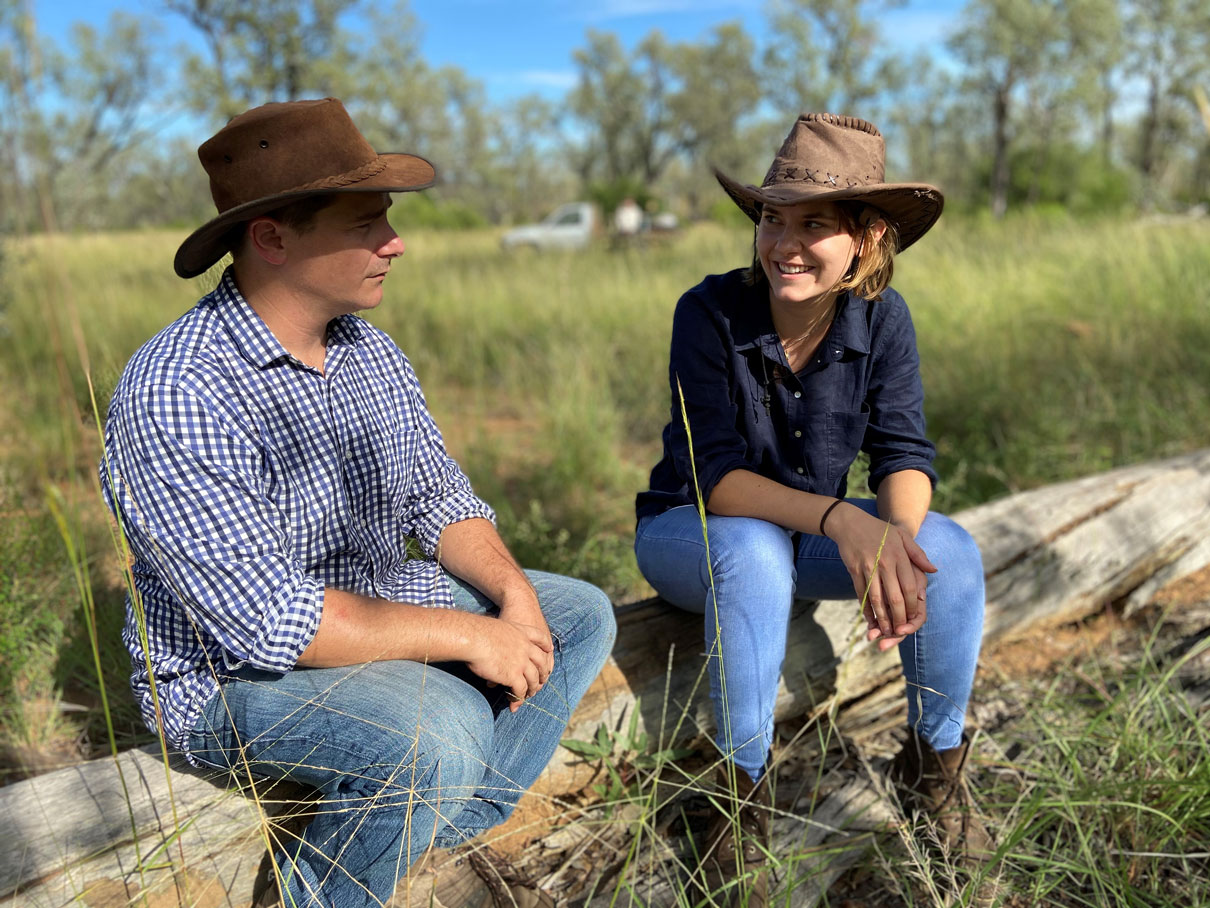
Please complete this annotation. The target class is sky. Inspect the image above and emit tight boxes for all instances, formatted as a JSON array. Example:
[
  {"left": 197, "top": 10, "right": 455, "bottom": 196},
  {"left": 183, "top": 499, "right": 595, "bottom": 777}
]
[{"left": 31, "top": 0, "right": 968, "bottom": 106}]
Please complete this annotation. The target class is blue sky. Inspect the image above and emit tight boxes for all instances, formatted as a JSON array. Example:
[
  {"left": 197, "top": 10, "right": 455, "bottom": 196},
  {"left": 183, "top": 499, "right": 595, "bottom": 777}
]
[{"left": 33, "top": 0, "right": 967, "bottom": 105}]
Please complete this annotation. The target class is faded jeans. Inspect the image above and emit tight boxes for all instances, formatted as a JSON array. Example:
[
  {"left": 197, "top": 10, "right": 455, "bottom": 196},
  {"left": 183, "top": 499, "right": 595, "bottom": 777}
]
[
  {"left": 634, "top": 500, "right": 984, "bottom": 782},
  {"left": 187, "top": 570, "right": 616, "bottom": 908}
]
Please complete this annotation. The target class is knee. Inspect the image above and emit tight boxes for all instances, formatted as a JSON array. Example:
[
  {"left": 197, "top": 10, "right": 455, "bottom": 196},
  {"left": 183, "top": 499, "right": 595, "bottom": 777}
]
[
  {"left": 532, "top": 573, "right": 617, "bottom": 660},
  {"left": 919, "top": 514, "right": 985, "bottom": 604},
  {"left": 364, "top": 668, "right": 494, "bottom": 798},
  {"left": 706, "top": 518, "right": 794, "bottom": 589},
  {"left": 412, "top": 689, "right": 494, "bottom": 802}
]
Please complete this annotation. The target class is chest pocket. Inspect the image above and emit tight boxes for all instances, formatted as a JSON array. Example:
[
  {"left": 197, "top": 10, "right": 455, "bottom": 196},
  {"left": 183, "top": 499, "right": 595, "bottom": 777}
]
[
  {"left": 824, "top": 407, "right": 870, "bottom": 482},
  {"left": 381, "top": 427, "right": 419, "bottom": 501}
]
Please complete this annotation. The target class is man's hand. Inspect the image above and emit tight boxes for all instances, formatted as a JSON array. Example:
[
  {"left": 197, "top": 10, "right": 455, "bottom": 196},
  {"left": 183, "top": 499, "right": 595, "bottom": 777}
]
[
  {"left": 497, "top": 584, "right": 555, "bottom": 685},
  {"left": 435, "top": 517, "right": 554, "bottom": 703},
  {"left": 466, "top": 611, "right": 554, "bottom": 712}
]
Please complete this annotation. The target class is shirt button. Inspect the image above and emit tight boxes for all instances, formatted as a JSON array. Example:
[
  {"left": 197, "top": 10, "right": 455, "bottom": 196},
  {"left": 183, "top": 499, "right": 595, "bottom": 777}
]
[
  {"left": 794, "top": 430, "right": 802, "bottom": 438},
  {"left": 793, "top": 391, "right": 802, "bottom": 399},
  {"left": 796, "top": 467, "right": 804, "bottom": 474},
  {"left": 345, "top": 450, "right": 354, "bottom": 461}
]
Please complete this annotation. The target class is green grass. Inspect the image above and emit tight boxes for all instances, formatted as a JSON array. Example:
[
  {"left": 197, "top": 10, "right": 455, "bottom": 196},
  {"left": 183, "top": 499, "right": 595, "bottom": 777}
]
[{"left": 1, "top": 213, "right": 1209, "bottom": 903}]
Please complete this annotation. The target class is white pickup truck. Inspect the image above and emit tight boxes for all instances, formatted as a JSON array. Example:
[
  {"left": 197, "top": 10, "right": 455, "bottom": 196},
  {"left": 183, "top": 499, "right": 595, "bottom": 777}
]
[{"left": 500, "top": 202, "right": 597, "bottom": 251}]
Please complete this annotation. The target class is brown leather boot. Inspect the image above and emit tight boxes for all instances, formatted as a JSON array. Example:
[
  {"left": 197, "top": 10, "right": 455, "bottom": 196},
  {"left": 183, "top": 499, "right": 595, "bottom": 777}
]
[
  {"left": 700, "top": 765, "right": 773, "bottom": 907},
  {"left": 889, "top": 731, "right": 997, "bottom": 903}
]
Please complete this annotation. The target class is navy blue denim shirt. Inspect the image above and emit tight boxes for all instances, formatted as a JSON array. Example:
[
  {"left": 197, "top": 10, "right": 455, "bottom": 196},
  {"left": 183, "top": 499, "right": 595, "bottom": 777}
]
[{"left": 636, "top": 269, "right": 937, "bottom": 520}]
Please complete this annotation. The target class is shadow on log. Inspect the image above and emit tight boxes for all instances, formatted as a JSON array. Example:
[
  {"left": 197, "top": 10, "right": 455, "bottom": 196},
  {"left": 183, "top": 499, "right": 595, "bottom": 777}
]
[{"left": 5, "top": 448, "right": 1210, "bottom": 906}]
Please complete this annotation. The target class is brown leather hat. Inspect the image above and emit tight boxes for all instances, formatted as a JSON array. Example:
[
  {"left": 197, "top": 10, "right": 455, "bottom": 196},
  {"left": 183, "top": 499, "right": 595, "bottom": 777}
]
[
  {"left": 715, "top": 113, "right": 943, "bottom": 250},
  {"left": 174, "top": 98, "right": 436, "bottom": 279}
]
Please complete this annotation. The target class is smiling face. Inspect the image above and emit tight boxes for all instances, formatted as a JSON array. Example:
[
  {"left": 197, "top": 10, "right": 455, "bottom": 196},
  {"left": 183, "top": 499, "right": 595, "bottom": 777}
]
[
  {"left": 755, "top": 200, "right": 862, "bottom": 312},
  {"left": 279, "top": 192, "right": 404, "bottom": 318}
]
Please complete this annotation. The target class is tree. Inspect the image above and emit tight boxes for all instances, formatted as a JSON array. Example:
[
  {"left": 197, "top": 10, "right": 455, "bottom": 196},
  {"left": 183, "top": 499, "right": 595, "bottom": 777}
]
[
  {"left": 486, "top": 94, "right": 574, "bottom": 223},
  {"left": 762, "top": 0, "right": 899, "bottom": 115},
  {"left": 948, "top": 0, "right": 1068, "bottom": 217},
  {"left": 1, "top": 5, "right": 160, "bottom": 231},
  {"left": 568, "top": 29, "right": 681, "bottom": 189},
  {"left": 164, "top": 0, "right": 360, "bottom": 122},
  {"left": 1123, "top": 0, "right": 1210, "bottom": 207},
  {"left": 568, "top": 22, "right": 761, "bottom": 210},
  {"left": 1065, "top": 0, "right": 1125, "bottom": 168},
  {"left": 338, "top": 2, "right": 500, "bottom": 217}
]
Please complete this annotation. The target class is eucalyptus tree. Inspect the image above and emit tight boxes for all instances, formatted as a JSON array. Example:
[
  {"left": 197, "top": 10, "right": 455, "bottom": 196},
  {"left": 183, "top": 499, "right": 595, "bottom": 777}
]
[
  {"left": 948, "top": 0, "right": 1068, "bottom": 217},
  {"left": 1, "top": 5, "right": 160, "bottom": 231},
  {"left": 164, "top": 0, "right": 359, "bottom": 122},
  {"left": 568, "top": 22, "right": 761, "bottom": 205},
  {"left": 761, "top": 0, "right": 898, "bottom": 116},
  {"left": 568, "top": 29, "right": 680, "bottom": 189},
  {"left": 1123, "top": 0, "right": 1210, "bottom": 206}
]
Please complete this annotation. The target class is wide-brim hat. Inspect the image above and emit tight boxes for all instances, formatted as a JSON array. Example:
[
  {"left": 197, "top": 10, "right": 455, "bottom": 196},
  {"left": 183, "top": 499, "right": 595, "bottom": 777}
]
[
  {"left": 715, "top": 113, "right": 943, "bottom": 251},
  {"left": 174, "top": 98, "right": 436, "bottom": 279}
]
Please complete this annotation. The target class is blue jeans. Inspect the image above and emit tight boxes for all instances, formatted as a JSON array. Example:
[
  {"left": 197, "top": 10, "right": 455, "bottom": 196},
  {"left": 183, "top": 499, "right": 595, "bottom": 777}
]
[
  {"left": 635, "top": 501, "right": 984, "bottom": 781},
  {"left": 187, "top": 570, "right": 616, "bottom": 908}
]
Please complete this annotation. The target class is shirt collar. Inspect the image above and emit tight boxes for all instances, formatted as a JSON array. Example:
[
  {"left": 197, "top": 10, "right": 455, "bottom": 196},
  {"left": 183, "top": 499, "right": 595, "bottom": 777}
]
[
  {"left": 207, "top": 267, "right": 365, "bottom": 369},
  {"left": 733, "top": 285, "right": 871, "bottom": 360}
]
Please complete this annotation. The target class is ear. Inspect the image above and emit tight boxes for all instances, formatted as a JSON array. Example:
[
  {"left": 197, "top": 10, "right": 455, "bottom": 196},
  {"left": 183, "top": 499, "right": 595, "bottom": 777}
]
[
  {"left": 246, "top": 217, "right": 289, "bottom": 266},
  {"left": 867, "top": 218, "right": 888, "bottom": 243}
]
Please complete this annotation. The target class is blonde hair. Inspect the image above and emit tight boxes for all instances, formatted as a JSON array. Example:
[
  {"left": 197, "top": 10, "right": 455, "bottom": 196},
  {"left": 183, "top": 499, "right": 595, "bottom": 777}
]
[{"left": 743, "top": 202, "right": 901, "bottom": 301}]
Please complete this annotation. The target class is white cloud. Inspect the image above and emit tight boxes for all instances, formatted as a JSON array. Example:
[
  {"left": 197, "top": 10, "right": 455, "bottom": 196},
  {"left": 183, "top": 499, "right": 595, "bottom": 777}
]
[
  {"left": 580, "top": 0, "right": 746, "bottom": 21},
  {"left": 516, "top": 69, "right": 579, "bottom": 89}
]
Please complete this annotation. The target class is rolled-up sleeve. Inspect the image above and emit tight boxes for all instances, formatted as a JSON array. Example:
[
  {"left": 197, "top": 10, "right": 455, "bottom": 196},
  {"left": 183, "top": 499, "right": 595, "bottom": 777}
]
[
  {"left": 666, "top": 293, "right": 755, "bottom": 505},
  {"left": 105, "top": 383, "right": 322, "bottom": 673},
  {"left": 395, "top": 359, "right": 496, "bottom": 555},
  {"left": 863, "top": 303, "right": 938, "bottom": 491}
]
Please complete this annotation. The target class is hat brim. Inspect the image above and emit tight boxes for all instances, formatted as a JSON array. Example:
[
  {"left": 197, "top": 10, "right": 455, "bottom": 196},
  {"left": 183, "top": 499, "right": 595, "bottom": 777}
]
[
  {"left": 174, "top": 152, "right": 437, "bottom": 279},
  {"left": 714, "top": 168, "right": 943, "bottom": 251}
]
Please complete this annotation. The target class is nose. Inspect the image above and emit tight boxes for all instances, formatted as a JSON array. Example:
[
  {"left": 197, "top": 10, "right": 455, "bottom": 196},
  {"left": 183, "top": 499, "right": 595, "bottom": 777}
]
[
  {"left": 772, "top": 224, "right": 802, "bottom": 255},
  {"left": 380, "top": 227, "right": 405, "bottom": 259}
]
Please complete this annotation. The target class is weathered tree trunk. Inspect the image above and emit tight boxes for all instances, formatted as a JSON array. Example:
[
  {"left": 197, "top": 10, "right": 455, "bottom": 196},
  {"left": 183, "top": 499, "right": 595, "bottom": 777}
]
[
  {"left": 990, "top": 77, "right": 1013, "bottom": 219},
  {"left": 6, "top": 449, "right": 1210, "bottom": 907}
]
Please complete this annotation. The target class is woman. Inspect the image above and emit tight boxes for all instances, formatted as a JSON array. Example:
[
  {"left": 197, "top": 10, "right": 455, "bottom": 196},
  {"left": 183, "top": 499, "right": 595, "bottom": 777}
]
[{"left": 634, "top": 114, "right": 990, "bottom": 903}]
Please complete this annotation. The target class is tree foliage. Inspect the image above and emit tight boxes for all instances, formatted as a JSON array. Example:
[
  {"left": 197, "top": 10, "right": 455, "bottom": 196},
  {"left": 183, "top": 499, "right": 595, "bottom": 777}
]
[{"left": 1, "top": 0, "right": 1207, "bottom": 233}]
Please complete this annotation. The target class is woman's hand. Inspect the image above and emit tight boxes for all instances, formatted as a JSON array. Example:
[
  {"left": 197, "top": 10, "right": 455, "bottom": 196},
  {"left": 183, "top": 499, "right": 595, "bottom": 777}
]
[{"left": 824, "top": 504, "right": 936, "bottom": 649}]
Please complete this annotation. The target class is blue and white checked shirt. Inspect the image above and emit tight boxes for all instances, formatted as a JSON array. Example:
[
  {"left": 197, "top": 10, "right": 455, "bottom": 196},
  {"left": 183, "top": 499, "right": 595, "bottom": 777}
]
[{"left": 100, "top": 269, "right": 494, "bottom": 760}]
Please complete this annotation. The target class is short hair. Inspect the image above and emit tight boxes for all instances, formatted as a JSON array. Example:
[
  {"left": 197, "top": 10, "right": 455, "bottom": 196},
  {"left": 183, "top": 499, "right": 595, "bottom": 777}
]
[
  {"left": 742, "top": 202, "right": 901, "bottom": 301},
  {"left": 225, "top": 193, "right": 340, "bottom": 261}
]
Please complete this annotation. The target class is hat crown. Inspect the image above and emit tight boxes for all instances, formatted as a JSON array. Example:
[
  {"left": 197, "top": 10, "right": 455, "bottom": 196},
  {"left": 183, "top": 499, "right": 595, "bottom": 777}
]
[
  {"left": 761, "top": 113, "right": 886, "bottom": 193},
  {"left": 199, "top": 98, "right": 381, "bottom": 214}
]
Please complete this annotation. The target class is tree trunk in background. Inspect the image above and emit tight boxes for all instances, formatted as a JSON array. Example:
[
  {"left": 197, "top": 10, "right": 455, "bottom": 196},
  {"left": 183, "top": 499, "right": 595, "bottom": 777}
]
[
  {"left": 991, "top": 80, "right": 1012, "bottom": 218},
  {"left": 1138, "top": 73, "right": 1161, "bottom": 210}
]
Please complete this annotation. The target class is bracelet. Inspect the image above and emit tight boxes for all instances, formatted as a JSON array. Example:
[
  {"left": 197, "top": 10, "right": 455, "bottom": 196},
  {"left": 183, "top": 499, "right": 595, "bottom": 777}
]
[{"left": 819, "top": 499, "right": 844, "bottom": 537}]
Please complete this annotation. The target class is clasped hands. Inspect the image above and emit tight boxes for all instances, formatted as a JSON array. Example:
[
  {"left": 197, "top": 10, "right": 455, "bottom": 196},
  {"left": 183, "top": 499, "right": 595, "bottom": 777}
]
[
  {"left": 826, "top": 503, "right": 936, "bottom": 652},
  {"left": 465, "top": 585, "right": 554, "bottom": 712}
]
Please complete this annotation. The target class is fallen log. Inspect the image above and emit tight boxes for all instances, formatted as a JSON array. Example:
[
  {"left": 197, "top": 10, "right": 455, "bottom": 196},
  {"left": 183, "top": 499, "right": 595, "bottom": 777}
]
[{"left": 5, "top": 448, "right": 1210, "bottom": 907}]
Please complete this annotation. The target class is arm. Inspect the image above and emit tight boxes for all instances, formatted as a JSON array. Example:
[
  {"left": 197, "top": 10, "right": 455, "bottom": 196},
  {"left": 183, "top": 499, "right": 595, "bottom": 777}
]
[
  {"left": 877, "top": 468, "right": 932, "bottom": 535},
  {"left": 708, "top": 469, "right": 935, "bottom": 649},
  {"left": 105, "top": 383, "right": 325, "bottom": 674},
  {"left": 296, "top": 587, "right": 550, "bottom": 711},
  {"left": 438, "top": 516, "right": 555, "bottom": 709},
  {"left": 387, "top": 351, "right": 553, "bottom": 708},
  {"left": 849, "top": 294, "right": 940, "bottom": 647},
  {"left": 289, "top": 518, "right": 553, "bottom": 712}
]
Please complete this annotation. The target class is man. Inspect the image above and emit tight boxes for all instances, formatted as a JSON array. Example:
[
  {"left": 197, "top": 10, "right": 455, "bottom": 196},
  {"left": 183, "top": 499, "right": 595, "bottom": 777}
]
[
  {"left": 100, "top": 98, "right": 616, "bottom": 907},
  {"left": 612, "top": 196, "right": 643, "bottom": 248}
]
